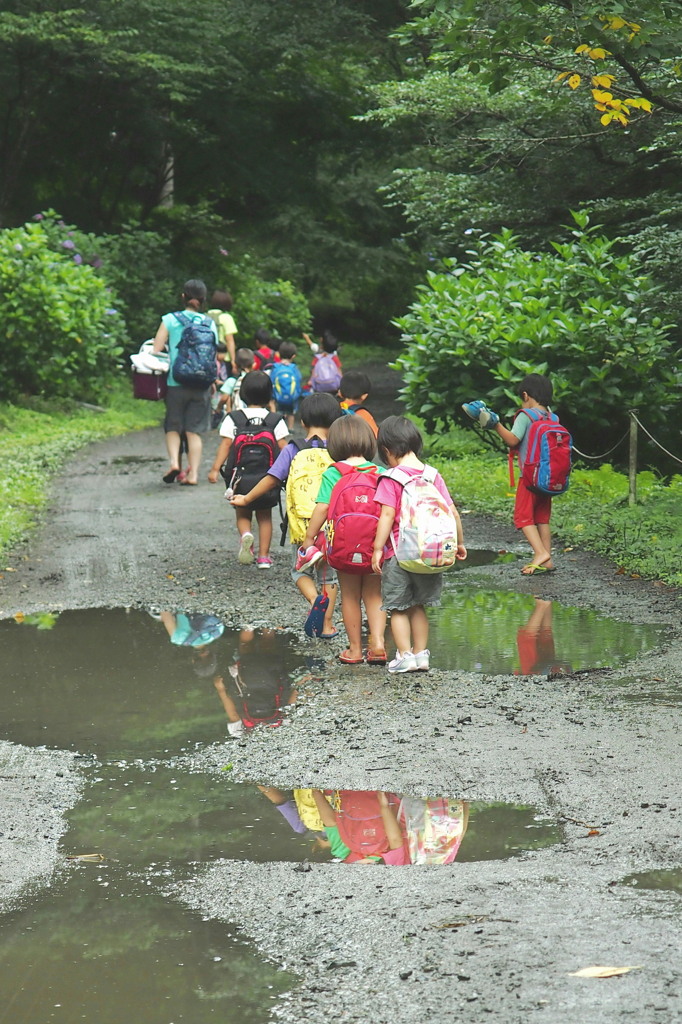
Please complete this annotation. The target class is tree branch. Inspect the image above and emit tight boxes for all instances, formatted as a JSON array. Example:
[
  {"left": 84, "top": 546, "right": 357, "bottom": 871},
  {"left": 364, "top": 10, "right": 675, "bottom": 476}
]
[{"left": 611, "top": 51, "right": 682, "bottom": 114}]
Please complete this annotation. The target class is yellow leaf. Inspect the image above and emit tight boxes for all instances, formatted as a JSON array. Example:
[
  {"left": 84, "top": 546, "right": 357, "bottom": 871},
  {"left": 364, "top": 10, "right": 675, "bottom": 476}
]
[
  {"left": 569, "top": 966, "right": 642, "bottom": 979},
  {"left": 555, "top": 71, "right": 571, "bottom": 81},
  {"left": 588, "top": 47, "right": 611, "bottom": 60},
  {"left": 543, "top": 35, "right": 553, "bottom": 44},
  {"left": 606, "top": 16, "right": 626, "bottom": 30},
  {"left": 615, "top": 111, "right": 629, "bottom": 125},
  {"left": 595, "top": 103, "right": 608, "bottom": 112},
  {"left": 575, "top": 44, "right": 590, "bottom": 54},
  {"left": 13, "top": 612, "right": 25, "bottom": 622},
  {"left": 629, "top": 22, "right": 641, "bottom": 33},
  {"left": 639, "top": 98, "right": 653, "bottom": 112},
  {"left": 592, "top": 74, "right": 615, "bottom": 88},
  {"left": 568, "top": 74, "right": 581, "bottom": 90},
  {"left": 591, "top": 89, "right": 613, "bottom": 103},
  {"left": 601, "top": 112, "right": 613, "bottom": 124}
]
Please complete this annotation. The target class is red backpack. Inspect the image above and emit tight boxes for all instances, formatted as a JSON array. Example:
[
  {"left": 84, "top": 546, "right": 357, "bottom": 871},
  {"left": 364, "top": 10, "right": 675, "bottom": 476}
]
[
  {"left": 325, "top": 462, "right": 382, "bottom": 574},
  {"left": 335, "top": 790, "right": 402, "bottom": 858},
  {"left": 509, "top": 408, "right": 572, "bottom": 497},
  {"left": 220, "top": 410, "right": 282, "bottom": 509}
]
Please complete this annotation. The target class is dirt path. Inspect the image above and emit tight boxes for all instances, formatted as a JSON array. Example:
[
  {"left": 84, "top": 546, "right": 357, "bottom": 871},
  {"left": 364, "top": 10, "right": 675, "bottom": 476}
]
[{"left": 1, "top": 366, "right": 681, "bottom": 1022}]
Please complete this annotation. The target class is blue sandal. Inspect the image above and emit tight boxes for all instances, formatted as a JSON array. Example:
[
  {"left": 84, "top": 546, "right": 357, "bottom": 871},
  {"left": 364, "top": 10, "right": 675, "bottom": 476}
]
[{"left": 304, "top": 594, "right": 329, "bottom": 638}]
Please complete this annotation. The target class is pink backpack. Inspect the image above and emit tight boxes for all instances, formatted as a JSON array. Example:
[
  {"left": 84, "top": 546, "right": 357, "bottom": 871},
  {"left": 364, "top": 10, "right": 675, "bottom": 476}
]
[
  {"left": 336, "top": 790, "right": 402, "bottom": 858},
  {"left": 325, "top": 462, "right": 382, "bottom": 575}
]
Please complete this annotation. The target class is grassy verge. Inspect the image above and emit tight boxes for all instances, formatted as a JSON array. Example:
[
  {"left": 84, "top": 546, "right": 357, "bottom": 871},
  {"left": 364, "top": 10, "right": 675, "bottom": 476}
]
[
  {"left": 421, "top": 421, "right": 682, "bottom": 588},
  {"left": 0, "top": 381, "right": 163, "bottom": 559}
]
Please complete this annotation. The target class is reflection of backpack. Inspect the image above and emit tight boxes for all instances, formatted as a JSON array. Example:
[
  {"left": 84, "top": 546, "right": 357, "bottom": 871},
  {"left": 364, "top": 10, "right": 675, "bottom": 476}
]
[
  {"left": 230, "top": 672, "right": 288, "bottom": 729},
  {"left": 221, "top": 410, "right": 282, "bottom": 509},
  {"left": 171, "top": 312, "right": 217, "bottom": 388},
  {"left": 170, "top": 613, "right": 225, "bottom": 648},
  {"left": 336, "top": 791, "right": 400, "bottom": 858},
  {"left": 310, "top": 352, "right": 341, "bottom": 393},
  {"left": 325, "top": 463, "right": 381, "bottom": 575},
  {"left": 272, "top": 363, "right": 302, "bottom": 408},
  {"left": 399, "top": 797, "right": 466, "bottom": 865},
  {"left": 511, "top": 409, "right": 572, "bottom": 496},
  {"left": 285, "top": 439, "right": 333, "bottom": 544},
  {"left": 386, "top": 465, "right": 458, "bottom": 574}
]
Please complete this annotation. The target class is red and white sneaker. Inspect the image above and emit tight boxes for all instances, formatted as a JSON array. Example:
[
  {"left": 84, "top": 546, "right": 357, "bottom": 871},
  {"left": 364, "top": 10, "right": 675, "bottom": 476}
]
[{"left": 295, "top": 544, "right": 323, "bottom": 572}]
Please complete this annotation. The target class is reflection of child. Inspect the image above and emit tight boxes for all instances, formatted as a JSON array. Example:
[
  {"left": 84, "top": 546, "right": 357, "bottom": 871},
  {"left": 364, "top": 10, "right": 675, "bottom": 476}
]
[
  {"left": 213, "top": 628, "right": 301, "bottom": 736},
  {"left": 312, "top": 789, "right": 409, "bottom": 865},
  {"left": 515, "top": 598, "right": 572, "bottom": 676}
]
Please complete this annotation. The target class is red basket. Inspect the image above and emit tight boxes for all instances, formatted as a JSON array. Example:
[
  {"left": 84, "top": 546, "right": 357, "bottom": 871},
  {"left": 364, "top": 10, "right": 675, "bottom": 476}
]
[{"left": 132, "top": 369, "right": 168, "bottom": 401}]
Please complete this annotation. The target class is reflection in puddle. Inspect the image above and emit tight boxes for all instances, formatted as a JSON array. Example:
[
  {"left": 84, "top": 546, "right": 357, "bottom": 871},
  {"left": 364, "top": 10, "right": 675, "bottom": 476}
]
[
  {"left": 0, "top": 610, "right": 307, "bottom": 757},
  {"left": 623, "top": 870, "right": 682, "bottom": 896},
  {"left": 429, "top": 587, "right": 666, "bottom": 675},
  {"left": 0, "top": 608, "right": 565, "bottom": 1020}
]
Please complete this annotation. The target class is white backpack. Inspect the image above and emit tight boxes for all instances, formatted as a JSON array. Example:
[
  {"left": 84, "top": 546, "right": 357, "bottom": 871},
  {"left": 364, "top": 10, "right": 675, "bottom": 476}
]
[{"left": 386, "top": 465, "right": 458, "bottom": 574}]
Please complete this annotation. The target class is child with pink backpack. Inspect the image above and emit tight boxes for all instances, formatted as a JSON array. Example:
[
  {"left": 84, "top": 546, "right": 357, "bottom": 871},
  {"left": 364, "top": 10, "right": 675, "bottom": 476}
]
[
  {"left": 298, "top": 416, "right": 387, "bottom": 664},
  {"left": 371, "top": 416, "right": 467, "bottom": 673}
]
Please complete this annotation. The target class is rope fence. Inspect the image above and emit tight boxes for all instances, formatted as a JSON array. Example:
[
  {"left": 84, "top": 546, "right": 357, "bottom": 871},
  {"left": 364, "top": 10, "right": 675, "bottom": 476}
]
[{"left": 571, "top": 409, "right": 682, "bottom": 506}]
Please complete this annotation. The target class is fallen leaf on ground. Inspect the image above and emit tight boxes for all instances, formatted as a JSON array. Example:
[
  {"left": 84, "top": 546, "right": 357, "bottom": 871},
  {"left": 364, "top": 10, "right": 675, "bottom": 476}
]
[
  {"left": 66, "top": 853, "right": 106, "bottom": 862},
  {"left": 13, "top": 612, "right": 25, "bottom": 622},
  {"left": 569, "top": 965, "right": 642, "bottom": 978},
  {"left": 587, "top": 829, "right": 601, "bottom": 836}
]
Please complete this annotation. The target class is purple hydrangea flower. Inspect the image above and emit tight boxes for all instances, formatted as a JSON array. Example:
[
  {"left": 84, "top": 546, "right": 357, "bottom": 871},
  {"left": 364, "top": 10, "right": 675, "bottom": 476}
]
[
  {"left": 14, "top": 243, "right": 23, "bottom": 251},
  {"left": 33, "top": 213, "right": 44, "bottom": 221},
  {"left": 62, "top": 239, "right": 75, "bottom": 249},
  {"left": 73, "top": 254, "right": 83, "bottom": 264}
]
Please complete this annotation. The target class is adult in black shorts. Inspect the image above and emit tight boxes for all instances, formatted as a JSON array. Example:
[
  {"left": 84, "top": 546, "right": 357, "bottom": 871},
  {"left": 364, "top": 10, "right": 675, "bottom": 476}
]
[{"left": 152, "top": 279, "right": 217, "bottom": 485}]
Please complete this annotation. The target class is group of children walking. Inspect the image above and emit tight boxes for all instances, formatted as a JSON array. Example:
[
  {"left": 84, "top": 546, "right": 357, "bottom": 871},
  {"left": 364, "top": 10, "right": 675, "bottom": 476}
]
[{"left": 155, "top": 281, "right": 567, "bottom": 675}]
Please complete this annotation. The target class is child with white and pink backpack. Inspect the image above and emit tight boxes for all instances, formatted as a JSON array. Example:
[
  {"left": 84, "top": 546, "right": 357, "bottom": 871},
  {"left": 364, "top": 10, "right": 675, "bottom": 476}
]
[
  {"left": 371, "top": 416, "right": 467, "bottom": 673},
  {"left": 299, "top": 416, "right": 387, "bottom": 665}
]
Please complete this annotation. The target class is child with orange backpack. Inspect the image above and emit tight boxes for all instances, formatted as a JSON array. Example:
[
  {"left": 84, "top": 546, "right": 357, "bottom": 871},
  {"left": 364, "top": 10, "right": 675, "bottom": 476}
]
[{"left": 300, "top": 416, "right": 386, "bottom": 664}]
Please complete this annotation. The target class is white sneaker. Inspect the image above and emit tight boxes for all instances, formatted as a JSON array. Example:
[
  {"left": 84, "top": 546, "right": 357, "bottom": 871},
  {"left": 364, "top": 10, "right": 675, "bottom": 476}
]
[
  {"left": 413, "top": 649, "right": 430, "bottom": 671},
  {"left": 388, "top": 651, "right": 418, "bottom": 674},
  {"left": 238, "top": 531, "right": 255, "bottom": 564}
]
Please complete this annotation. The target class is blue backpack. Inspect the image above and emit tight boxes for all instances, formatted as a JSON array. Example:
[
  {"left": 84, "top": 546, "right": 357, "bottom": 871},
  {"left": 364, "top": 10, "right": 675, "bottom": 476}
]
[
  {"left": 171, "top": 312, "right": 217, "bottom": 389},
  {"left": 271, "top": 363, "right": 302, "bottom": 408}
]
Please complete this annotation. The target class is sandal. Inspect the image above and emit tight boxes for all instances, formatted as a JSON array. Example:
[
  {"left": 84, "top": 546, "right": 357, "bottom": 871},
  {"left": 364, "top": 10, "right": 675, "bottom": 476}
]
[
  {"left": 521, "top": 563, "right": 556, "bottom": 575},
  {"left": 366, "top": 648, "right": 387, "bottom": 664},
  {"left": 304, "top": 594, "right": 329, "bottom": 638},
  {"left": 338, "top": 649, "right": 364, "bottom": 664}
]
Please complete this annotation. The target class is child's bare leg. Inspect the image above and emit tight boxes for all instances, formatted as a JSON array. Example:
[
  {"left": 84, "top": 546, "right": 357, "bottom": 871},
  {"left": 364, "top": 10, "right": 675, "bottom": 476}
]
[
  {"left": 255, "top": 509, "right": 273, "bottom": 556},
  {"left": 362, "top": 575, "right": 386, "bottom": 652},
  {"left": 322, "top": 583, "right": 338, "bottom": 635},
  {"left": 389, "top": 609, "right": 413, "bottom": 654},
  {"left": 339, "top": 572, "right": 363, "bottom": 658},
  {"left": 235, "top": 509, "right": 253, "bottom": 538},
  {"left": 408, "top": 605, "right": 429, "bottom": 653},
  {"left": 520, "top": 525, "right": 552, "bottom": 572},
  {"left": 538, "top": 524, "right": 553, "bottom": 567}
]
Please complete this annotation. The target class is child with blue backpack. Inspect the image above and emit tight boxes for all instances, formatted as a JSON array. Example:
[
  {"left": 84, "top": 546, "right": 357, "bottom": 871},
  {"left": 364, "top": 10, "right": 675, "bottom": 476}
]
[
  {"left": 270, "top": 341, "right": 303, "bottom": 430},
  {"left": 463, "top": 373, "right": 570, "bottom": 576}
]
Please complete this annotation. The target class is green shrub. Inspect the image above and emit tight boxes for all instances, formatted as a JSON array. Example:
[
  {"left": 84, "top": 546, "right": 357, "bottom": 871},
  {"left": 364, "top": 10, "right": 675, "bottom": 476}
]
[
  {"left": 0, "top": 219, "right": 128, "bottom": 401},
  {"left": 394, "top": 214, "right": 681, "bottom": 455}
]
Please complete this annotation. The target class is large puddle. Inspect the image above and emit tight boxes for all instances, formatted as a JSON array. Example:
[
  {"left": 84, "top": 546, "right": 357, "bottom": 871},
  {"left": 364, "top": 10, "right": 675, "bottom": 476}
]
[
  {"left": 1, "top": 613, "right": 568, "bottom": 1021},
  {"left": 1, "top": 590, "right": 672, "bottom": 1019}
]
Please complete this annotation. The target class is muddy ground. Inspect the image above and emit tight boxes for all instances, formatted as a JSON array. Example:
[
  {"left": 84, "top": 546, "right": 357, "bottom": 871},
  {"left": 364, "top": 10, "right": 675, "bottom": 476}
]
[{"left": 1, "top": 369, "right": 681, "bottom": 1022}]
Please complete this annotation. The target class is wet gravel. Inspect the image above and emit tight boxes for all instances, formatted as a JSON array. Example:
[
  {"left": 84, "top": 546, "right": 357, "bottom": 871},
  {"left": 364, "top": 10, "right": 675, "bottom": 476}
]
[{"left": 1, "top": 375, "right": 681, "bottom": 1022}]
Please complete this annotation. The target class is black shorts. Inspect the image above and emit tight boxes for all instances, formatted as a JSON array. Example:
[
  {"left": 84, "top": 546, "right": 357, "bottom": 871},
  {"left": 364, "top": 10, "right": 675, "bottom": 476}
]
[{"left": 164, "top": 385, "right": 211, "bottom": 434}]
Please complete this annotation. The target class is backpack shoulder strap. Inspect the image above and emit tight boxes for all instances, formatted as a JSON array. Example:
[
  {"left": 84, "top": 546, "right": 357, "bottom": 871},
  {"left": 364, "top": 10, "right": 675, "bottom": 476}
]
[
  {"left": 332, "top": 461, "right": 358, "bottom": 478},
  {"left": 264, "top": 411, "right": 283, "bottom": 432},
  {"left": 174, "top": 311, "right": 190, "bottom": 327},
  {"left": 421, "top": 464, "right": 438, "bottom": 484},
  {"left": 232, "top": 409, "right": 249, "bottom": 433},
  {"left": 384, "top": 466, "right": 412, "bottom": 488}
]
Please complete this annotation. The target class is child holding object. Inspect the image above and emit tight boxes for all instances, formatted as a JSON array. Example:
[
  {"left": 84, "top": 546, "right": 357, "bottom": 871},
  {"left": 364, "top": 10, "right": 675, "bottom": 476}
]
[
  {"left": 300, "top": 416, "right": 387, "bottom": 664},
  {"left": 463, "top": 373, "right": 569, "bottom": 576},
  {"left": 230, "top": 393, "right": 341, "bottom": 637},
  {"left": 372, "top": 416, "right": 467, "bottom": 674}
]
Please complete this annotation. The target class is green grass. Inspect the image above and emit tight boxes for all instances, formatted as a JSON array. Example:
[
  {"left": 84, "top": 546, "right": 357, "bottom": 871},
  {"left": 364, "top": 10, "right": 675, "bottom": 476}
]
[
  {"left": 0, "top": 379, "right": 163, "bottom": 558},
  {"left": 420, "top": 421, "right": 682, "bottom": 587}
]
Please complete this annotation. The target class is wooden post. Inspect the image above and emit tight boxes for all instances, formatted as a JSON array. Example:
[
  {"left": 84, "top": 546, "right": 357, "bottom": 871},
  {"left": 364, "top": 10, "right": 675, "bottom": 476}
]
[{"left": 628, "top": 410, "right": 638, "bottom": 506}]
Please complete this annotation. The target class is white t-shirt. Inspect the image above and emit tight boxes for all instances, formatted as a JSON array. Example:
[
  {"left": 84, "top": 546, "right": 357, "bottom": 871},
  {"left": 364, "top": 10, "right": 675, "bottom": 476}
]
[{"left": 219, "top": 407, "right": 289, "bottom": 441}]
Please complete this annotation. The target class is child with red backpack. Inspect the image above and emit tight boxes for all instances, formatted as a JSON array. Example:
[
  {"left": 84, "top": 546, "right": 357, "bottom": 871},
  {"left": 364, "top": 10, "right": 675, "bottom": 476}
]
[
  {"left": 300, "top": 416, "right": 387, "bottom": 664},
  {"left": 372, "top": 416, "right": 467, "bottom": 674},
  {"left": 207, "top": 371, "right": 289, "bottom": 567},
  {"left": 462, "top": 373, "right": 571, "bottom": 576}
]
